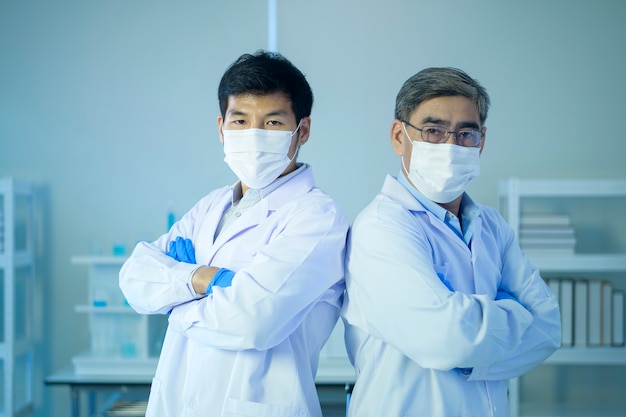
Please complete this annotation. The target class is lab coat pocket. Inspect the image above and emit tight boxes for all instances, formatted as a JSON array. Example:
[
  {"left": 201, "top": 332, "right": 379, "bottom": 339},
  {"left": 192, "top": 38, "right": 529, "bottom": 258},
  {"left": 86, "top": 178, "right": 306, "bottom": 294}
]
[{"left": 223, "top": 398, "right": 308, "bottom": 417}]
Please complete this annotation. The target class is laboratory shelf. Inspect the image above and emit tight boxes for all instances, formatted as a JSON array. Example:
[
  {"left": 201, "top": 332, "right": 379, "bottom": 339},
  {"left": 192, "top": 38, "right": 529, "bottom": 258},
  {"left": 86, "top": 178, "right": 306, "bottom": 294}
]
[
  {"left": 71, "top": 255, "right": 166, "bottom": 377},
  {"left": 520, "top": 402, "right": 626, "bottom": 417},
  {"left": 71, "top": 352, "right": 159, "bottom": 377},
  {"left": 530, "top": 254, "right": 626, "bottom": 273},
  {"left": 499, "top": 177, "right": 626, "bottom": 417},
  {"left": 75, "top": 305, "right": 137, "bottom": 314},
  {"left": 544, "top": 347, "right": 626, "bottom": 365},
  {"left": 497, "top": 178, "right": 626, "bottom": 198},
  {"left": 0, "top": 177, "right": 36, "bottom": 417},
  {"left": 3, "top": 339, "right": 33, "bottom": 357},
  {"left": 0, "top": 250, "right": 33, "bottom": 268},
  {"left": 0, "top": 339, "right": 32, "bottom": 359},
  {"left": 71, "top": 255, "right": 128, "bottom": 265}
]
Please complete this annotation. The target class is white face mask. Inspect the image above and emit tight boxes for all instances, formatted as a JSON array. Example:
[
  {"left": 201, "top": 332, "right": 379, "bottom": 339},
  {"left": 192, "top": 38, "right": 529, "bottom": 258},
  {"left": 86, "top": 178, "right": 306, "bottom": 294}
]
[
  {"left": 223, "top": 125, "right": 300, "bottom": 189},
  {"left": 402, "top": 125, "right": 480, "bottom": 203}
]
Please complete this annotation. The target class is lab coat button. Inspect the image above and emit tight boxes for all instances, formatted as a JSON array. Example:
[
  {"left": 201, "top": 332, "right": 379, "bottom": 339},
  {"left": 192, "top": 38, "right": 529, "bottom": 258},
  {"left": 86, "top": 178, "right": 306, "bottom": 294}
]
[
  {"left": 188, "top": 399, "right": 197, "bottom": 409},
  {"left": 235, "top": 212, "right": 241, "bottom": 217}
]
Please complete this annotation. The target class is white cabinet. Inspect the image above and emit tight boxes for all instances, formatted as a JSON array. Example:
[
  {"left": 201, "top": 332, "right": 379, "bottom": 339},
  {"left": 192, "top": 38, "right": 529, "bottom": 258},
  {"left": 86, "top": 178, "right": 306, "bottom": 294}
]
[
  {"left": 0, "top": 178, "right": 35, "bottom": 417},
  {"left": 498, "top": 178, "right": 626, "bottom": 417},
  {"left": 71, "top": 256, "right": 168, "bottom": 377}
]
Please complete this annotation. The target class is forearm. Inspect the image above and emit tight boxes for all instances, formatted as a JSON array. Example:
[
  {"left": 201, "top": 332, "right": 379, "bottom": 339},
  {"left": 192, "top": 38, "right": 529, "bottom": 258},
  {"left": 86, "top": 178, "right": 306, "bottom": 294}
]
[
  {"left": 469, "top": 279, "right": 561, "bottom": 380},
  {"left": 467, "top": 242, "right": 561, "bottom": 379},
  {"left": 190, "top": 266, "right": 221, "bottom": 295},
  {"left": 469, "top": 307, "right": 561, "bottom": 380},
  {"left": 119, "top": 241, "right": 201, "bottom": 314}
]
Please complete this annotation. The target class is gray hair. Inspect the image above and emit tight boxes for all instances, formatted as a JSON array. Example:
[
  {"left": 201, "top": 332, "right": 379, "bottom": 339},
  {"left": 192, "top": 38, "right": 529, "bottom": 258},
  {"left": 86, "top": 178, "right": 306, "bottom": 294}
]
[{"left": 394, "top": 67, "right": 490, "bottom": 125}]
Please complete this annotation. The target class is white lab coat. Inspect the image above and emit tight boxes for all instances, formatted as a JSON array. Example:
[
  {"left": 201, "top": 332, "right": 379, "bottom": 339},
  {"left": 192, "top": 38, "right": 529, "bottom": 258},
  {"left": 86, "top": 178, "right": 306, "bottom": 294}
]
[
  {"left": 341, "top": 175, "right": 561, "bottom": 417},
  {"left": 119, "top": 165, "right": 349, "bottom": 417}
]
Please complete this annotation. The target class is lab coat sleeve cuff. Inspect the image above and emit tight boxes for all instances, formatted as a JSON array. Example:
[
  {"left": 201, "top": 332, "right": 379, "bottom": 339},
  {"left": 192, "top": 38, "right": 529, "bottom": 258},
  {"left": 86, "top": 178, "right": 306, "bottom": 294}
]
[
  {"left": 185, "top": 265, "right": 205, "bottom": 297},
  {"left": 466, "top": 365, "right": 487, "bottom": 380}
]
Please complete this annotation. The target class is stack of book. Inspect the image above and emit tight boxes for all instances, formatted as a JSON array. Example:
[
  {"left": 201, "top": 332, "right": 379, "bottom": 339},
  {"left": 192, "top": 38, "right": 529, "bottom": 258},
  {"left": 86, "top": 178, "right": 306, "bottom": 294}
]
[
  {"left": 519, "top": 213, "right": 576, "bottom": 256},
  {"left": 547, "top": 278, "right": 624, "bottom": 347}
]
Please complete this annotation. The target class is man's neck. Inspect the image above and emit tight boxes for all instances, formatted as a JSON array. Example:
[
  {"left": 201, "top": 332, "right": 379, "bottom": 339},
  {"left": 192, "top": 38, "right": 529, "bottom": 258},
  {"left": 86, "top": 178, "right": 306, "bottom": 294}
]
[{"left": 438, "top": 196, "right": 463, "bottom": 219}]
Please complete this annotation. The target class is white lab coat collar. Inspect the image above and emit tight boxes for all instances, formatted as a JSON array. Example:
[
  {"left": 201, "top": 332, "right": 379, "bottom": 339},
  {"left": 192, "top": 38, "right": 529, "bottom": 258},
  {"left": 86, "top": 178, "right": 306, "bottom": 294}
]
[
  {"left": 395, "top": 172, "right": 481, "bottom": 245},
  {"left": 381, "top": 175, "right": 471, "bottom": 251},
  {"left": 210, "top": 164, "right": 316, "bottom": 260}
]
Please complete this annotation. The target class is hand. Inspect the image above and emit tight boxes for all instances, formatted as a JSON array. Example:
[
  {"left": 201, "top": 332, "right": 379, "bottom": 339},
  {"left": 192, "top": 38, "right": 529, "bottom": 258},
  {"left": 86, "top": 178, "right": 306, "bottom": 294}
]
[
  {"left": 436, "top": 272, "right": 454, "bottom": 291},
  {"left": 167, "top": 237, "right": 196, "bottom": 264},
  {"left": 458, "top": 367, "right": 473, "bottom": 376},
  {"left": 496, "top": 289, "right": 519, "bottom": 302}
]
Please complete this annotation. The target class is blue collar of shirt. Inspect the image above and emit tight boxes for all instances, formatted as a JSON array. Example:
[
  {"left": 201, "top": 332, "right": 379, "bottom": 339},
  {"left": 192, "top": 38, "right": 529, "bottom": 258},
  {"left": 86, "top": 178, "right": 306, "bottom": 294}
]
[
  {"left": 231, "top": 163, "right": 307, "bottom": 204},
  {"left": 396, "top": 171, "right": 480, "bottom": 244}
]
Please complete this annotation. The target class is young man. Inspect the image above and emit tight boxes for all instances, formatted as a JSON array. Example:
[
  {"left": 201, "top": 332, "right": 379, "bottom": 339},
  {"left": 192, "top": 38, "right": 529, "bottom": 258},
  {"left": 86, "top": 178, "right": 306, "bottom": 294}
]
[
  {"left": 119, "top": 51, "right": 349, "bottom": 417},
  {"left": 341, "top": 67, "right": 561, "bottom": 416}
]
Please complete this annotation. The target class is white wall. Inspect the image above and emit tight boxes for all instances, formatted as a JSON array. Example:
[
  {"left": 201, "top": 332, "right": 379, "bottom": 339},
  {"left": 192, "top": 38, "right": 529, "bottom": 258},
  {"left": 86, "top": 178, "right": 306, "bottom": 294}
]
[{"left": 1, "top": 1, "right": 625, "bottom": 416}]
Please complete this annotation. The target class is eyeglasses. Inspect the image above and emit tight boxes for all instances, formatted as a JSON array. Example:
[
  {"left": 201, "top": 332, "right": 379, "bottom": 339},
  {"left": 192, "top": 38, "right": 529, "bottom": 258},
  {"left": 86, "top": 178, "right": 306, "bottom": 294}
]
[{"left": 402, "top": 120, "right": 483, "bottom": 147}]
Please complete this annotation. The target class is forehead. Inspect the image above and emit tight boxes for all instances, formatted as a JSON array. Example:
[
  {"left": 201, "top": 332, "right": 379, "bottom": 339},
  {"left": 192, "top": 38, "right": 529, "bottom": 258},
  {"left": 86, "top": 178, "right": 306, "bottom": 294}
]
[
  {"left": 225, "top": 92, "right": 294, "bottom": 117},
  {"left": 410, "top": 95, "right": 480, "bottom": 124}
]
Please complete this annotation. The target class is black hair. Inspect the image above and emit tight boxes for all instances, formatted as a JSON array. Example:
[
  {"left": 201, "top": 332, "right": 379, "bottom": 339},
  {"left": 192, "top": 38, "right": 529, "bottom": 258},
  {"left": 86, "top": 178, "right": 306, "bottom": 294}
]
[{"left": 218, "top": 50, "right": 313, "bottom": 123}]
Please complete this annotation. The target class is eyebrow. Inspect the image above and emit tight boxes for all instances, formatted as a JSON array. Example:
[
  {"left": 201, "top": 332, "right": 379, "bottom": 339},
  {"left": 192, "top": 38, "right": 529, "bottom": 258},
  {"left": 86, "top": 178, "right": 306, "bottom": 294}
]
[
  {"left": 264, "top": 109, "right": 290, "bottom": 118},
  {"left": 226, "top": 108, "right": 290, "bottom": 118},
  {"left": 421, "top": 116, "right": 480, "bottom": 130},
  {"left": 227, "top": 109, "right": 247, "bottom": 117}
]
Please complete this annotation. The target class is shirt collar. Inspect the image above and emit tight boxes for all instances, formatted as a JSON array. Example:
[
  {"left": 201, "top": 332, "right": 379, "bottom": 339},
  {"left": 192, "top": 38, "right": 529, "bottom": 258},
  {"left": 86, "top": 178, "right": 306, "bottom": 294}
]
[
  {"left": 230, "top": 163, "right": 307, "bottom": 204},
  {"left": 396, "top": 171, "right": 448, "bottom": 221},
  {"left": 396, "top": 170, "right": 480, "bottom": 243}
]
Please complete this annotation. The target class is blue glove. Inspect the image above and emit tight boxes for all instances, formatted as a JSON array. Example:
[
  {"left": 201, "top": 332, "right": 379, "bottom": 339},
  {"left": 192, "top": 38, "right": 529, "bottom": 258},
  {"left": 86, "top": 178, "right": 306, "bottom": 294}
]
[
  {"left": 496, "top": 289, "right": 519, "bottom": 302},
  {"left": 167, "top": 237, "right": 196, "bottom": 264},
  {"left": 206, "top": 268, "right": 236, "bottom": 295},
  {"left": 436, "top": 272, "right": 454, "bottom": 291},
  {"left": 459, "top": 367, "right": 473, "bottom": 376}
]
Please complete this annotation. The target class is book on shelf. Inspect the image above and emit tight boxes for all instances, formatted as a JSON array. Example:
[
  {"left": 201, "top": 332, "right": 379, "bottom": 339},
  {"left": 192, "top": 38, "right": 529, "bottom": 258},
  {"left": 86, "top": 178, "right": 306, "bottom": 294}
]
[
  {"left": 574, "top": 280, "right": 588, "bottom": 347},
  {"left": 523, "top": 248, "right": 575, "bottom": 258},
  {"left": 549, "top": 278, "right": 623, "bottom": 347},
  {"left": 519, "top": 226, "right": 576, "bottom": 237},
  {"left": 520, "top": 213, "right": 571, "bottom": 227},
  {"left": 520, "top": 231, "right": 576, "bottom": 249},
  {"left": 519, "top": 231, "right": 576, "bottom": 246},
  {"left": 613, "top": 290, "right": 624, "bottom": 347},
  {"left": 587, "top": 280, "right": 602, "bottom": 346},
  {"left": 520, "top": 243, "right": 576, "bottom": 254},
  {"left": 547, "top": 278, "right": 560, "bottom": 300},
  {"left": 602, "top": 281, "right": 613, "bottom": 346},
  {"left": 560, "top": 279, "right": 574, "bottom": 347},
  {"left": 520, "top": 237, "right": 576, "bottom": 247}
]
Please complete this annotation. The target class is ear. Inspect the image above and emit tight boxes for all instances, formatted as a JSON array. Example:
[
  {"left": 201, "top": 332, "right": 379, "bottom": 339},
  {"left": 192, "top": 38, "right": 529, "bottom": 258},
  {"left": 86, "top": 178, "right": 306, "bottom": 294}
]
[
  {"left": 295, "top": 116, "right": 311, "bottom": 146},
  {"left": 217, "top": 115, "right": 224, "bottom": 145},
  {"left": 390, "top": 119, "right": 406, "bottom": 156},
  {"left": 479, "top": 126, "right": 487, "bottom": 155}
]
